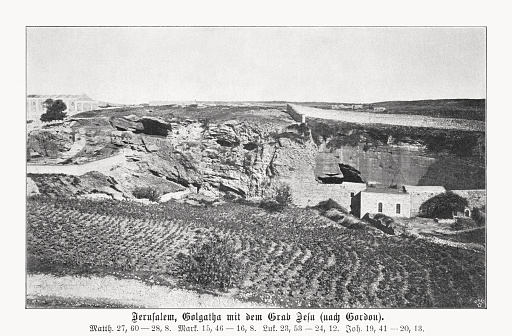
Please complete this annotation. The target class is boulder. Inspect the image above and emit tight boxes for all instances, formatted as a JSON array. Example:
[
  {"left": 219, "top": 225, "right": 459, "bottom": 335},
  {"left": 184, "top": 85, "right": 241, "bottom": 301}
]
[
  {"left": 324, "top": 208, "right": 346, "bottom": 221},
  {"left": 124, "top": 114, "right": 141, "bottom": 122},
  {"left": 110, "top": 116, "right": 144, "bottom": 132},
  {"left": 160, "top": 190, "right": 191, "bottom": 202},
  {"left": 80, "top": 193, "right": 112, "bottom": 200},
  {"left": 28, "top": 172, "right": 125, "bottom": 199},
  {"left": 140, "top": 116, "right": 173, "bottom": 136},
  {"left": 139, "top": 152, "right": 203, "bottom": 188},
  {"left": 141, "top": 137, "right": 160, "bottom": 152},
  {"left": 27, "top": 129, "right": 74, "bottom": 158}
]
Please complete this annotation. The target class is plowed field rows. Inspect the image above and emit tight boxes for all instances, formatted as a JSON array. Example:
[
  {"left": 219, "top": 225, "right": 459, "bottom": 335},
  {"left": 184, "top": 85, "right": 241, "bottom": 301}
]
[{"left": 27, "top": 196, "right": 485, "bottom": 308}]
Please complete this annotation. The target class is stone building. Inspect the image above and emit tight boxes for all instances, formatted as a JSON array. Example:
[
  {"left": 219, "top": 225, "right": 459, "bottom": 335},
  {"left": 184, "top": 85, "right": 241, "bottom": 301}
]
[
  {"left": 27, "top": 94, "right": 99, "bottom": 122},
  {"left": 352, "top": 185, "right": 447, "bottom": 218},
  {"left": 356, "top": 186, "right": 412, "bottom": 218}
]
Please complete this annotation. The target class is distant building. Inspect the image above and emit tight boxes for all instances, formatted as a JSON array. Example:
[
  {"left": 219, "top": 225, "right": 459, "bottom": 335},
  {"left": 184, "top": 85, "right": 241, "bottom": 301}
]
[
  {"left": 331, "top": 104, "right": 350, "bottom": 109},
  {"left": 373, "top": 107, "right": 386, "bottom": 111},
  {"left": 27, "top": 94, "right": 99, "bottom": 122}
]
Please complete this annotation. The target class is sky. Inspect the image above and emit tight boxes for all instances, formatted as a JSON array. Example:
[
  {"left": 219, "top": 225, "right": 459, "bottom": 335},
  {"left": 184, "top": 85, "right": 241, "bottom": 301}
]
[{"left": 26, "top": 27, "right": 486, "bottom": 104}]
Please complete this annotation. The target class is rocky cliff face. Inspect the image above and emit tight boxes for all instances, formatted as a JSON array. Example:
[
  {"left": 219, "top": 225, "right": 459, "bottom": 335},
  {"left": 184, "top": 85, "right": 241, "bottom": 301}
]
[
  {"left": 29, "top": 116, "right": 320, "bottom": 202},
  {"left": 161, "top": 119, "right": 318, "bottom": 199}
]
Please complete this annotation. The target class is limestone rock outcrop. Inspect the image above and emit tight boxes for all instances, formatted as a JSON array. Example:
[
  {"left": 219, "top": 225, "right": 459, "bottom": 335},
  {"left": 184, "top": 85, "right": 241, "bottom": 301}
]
[
  {"left": 140, "top": 116, "right": 173, "bottom": 136},
  {"left": 28, "top": 114, "right": 321, "bottom": 203},
  {"left": 28, "top": 172, "right": 125, "bottom": 199},
  {"left": 109, "top": 116, "right": 144, "bottom": 132}
]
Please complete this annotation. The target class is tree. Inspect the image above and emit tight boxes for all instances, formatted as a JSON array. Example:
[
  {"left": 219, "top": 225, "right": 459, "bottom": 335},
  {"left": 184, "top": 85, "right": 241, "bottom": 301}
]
[
  {"left": 40, "top": 99, "right": 67, "bottom": 122},
  {"left": 420, "top": 191, "right": 468, "bottom": 219}
]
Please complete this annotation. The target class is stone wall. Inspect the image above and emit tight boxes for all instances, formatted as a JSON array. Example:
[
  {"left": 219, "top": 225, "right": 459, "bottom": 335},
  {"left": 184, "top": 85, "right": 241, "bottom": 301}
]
[
  {"left": 452, "top": 190, "right": 486, "bottom": 209},
  {"left": 409, "top": 191, "right": 445, "bottom": 217},
  {"left": 286, "top": 104, "right": 306, "bottom": 123},
  {"left": 282, "top": 179, "right": 366, "bottom": 210}
]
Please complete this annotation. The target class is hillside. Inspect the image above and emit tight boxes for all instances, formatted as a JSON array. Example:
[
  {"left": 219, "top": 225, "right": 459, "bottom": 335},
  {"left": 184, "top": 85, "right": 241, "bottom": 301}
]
[
  {"left": 371, "top": 99, "right": 485, "bottom": 121},
  {"left": 27, "top": 102, "right": 486, "bottom": 309},
  {"left": 27, "top": 196, "right": 485, "bottom": 308}
]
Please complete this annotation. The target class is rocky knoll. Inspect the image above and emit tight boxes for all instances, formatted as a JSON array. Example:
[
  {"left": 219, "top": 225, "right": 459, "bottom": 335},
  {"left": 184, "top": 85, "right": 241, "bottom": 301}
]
[
  {"left": 27, "top": 128, "right": 74, "bottom": 160},
  {"left": 109, "top": 115, "right": 175, "bottom": 136},
  {"left": 109, "top": 116, "right": 144, "bottom": 132},
  {"left": 28, "top": 172, "right": 124, "bottom": 199},
  {"left": 29, "top": 115, "right": 320, "bottom": 202}
]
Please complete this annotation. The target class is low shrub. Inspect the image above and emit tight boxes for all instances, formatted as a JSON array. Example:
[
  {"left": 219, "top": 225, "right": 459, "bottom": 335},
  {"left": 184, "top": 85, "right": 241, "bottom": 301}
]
[
  {"left": 259, "top": 199, "right": 283, "bottom": 212},
  {"left": 471, "top": 207, "right": 485, "bottom": 227},
  {"left": 259, "top": 183, "right": 292, "bottom": 212},
  {"left": 132, "top": 186, "right": 161, "bottom": 202},
  {"left": 275, "top": 183, "right": 292, "bottom": 206},
  {"left": 175, "top": 236, "right": 245, "bottom": 291}
]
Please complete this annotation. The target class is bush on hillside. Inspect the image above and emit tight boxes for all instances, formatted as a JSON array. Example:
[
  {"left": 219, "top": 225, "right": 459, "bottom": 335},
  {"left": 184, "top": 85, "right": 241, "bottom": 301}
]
[
  {"left": 259, "top": 182, "right": 292, "bottom": 212},
  {"left": 132, "top": 186, "right": 161, "bottom": 202},
  {"left": 420, "top": 191, "right": 468, "bottom": 219},
  {"left": 471, "top": 207, "right": 485, "bottom": 227},
  {"left": 275, "top": 183, "right": 292, "bottom": 206},
  {"left": 175, "top": 236, "right": 245, "bottom": 291}
]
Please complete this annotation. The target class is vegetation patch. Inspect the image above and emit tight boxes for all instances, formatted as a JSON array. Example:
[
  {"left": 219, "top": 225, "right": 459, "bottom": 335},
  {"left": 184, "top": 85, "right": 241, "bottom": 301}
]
[
  {"left": 420, "top": 191, "right": 468, "bottom": 219},
  {"left": 176, "top": 236, "right": 246, "bottom": 291},
  {"left": 27, "top": 191, "right": 485, "bottom": 308},
  {"left": 259, "top": 183, "right": 292, "bottom": 212},
  {"left": 132, "top": 186, "right": 161, "bottom": 202}
]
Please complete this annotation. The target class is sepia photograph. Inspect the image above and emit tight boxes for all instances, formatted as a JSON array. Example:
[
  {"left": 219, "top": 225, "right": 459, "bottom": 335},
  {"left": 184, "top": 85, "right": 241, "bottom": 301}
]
[{"left": 25, "top": 26, "right": 486, "bottom": 310}]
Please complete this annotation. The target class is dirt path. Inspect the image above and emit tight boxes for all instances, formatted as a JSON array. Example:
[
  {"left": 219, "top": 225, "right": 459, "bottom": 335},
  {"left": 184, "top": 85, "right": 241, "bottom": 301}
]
[
  {"left": 27, "top": 273, "right": 273, "bottom": 308},
  {"left": 27, "top": 149, "right": 129, "bottom": 176},
  {"left": 289, "top": 104, "right": 485, "bottom": 132}
]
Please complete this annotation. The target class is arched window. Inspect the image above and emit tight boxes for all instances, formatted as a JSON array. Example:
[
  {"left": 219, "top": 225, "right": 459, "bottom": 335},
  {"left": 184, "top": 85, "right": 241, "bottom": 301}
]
[
  {"left": 464, "top": 209, "right": 471, "bottom": 217},
  {"left": 378, "top": 202, "right": 383, "bottom": 213},
  {"left": 396, "top": 204, "right": 401, "bottom": 214}
]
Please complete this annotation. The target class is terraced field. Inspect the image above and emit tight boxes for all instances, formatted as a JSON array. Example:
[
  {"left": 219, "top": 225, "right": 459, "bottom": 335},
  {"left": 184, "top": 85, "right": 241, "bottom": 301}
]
[{"left": 27, "top": 196, "right": 485, "bottom": 308}]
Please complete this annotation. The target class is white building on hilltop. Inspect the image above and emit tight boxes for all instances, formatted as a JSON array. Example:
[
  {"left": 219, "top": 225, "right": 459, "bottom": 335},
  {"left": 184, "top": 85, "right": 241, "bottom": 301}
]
[{"left": 27, "top": 94, "right": 99, "bottom": 122}]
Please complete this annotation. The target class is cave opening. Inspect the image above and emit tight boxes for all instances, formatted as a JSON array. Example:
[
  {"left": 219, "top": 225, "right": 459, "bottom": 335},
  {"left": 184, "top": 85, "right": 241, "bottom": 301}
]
[
  {"left": 243, "top": 142, "right": 258, "bottom": 151},
  {"left": 316, "top": 163, "right": 364, "bottom": 184},
  {"left": 217, "top": 139, "right": 240, "bottom": 147},
  {"left": 317, "top": 176, "right": 345, "bottom": 184}
]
